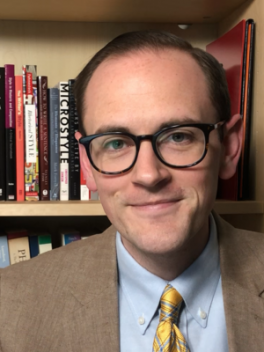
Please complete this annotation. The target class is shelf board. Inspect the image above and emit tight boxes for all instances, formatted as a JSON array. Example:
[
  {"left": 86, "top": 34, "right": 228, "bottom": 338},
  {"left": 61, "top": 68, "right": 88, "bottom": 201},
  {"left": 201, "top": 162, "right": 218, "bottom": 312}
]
[
  {"left": 0, "top": 200, "right": 262, "bottom": 217},
  {"left": 0, "top": 0, "right": 248, "bottom": 23},
  {"left": 0, "top": 201, "right": 105, "bottom": 217}
]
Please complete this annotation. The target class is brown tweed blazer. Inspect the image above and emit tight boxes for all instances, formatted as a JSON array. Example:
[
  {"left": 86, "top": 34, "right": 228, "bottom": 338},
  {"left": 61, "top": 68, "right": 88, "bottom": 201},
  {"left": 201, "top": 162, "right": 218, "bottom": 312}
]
[{"left": 0, "top": 213, "right": 263, "bottom": 351}]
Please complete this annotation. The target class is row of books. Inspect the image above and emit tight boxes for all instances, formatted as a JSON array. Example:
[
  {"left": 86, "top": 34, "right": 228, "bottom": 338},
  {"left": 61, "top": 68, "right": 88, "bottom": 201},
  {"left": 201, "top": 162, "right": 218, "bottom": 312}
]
[
  {"left": 0, "top": 64, "right": 98, "bottom": 201},
  {"left": 0, "top": 229, "right": 89, "bottom": 268}
]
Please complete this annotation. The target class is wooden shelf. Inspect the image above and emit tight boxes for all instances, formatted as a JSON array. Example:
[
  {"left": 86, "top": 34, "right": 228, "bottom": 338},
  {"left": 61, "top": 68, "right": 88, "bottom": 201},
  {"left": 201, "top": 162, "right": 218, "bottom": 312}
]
[
  {"left": 0, "top": 201, "right": 105, "bottom": 217},
  {"left": 0, "top": 200, "right": 262, "bottom": 217},
  {"left": 0, "top": 0, "right": 248, "bottom": 23}
]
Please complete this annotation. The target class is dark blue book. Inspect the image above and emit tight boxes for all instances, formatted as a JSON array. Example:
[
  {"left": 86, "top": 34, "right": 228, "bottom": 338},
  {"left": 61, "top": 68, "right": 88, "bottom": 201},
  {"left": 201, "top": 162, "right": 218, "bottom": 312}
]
[
  {"left": 48, "top": 88, "right": 60, "bottom": 200},
  {"left": 28, "top": 235, "right": 39, "bottom": 258}
]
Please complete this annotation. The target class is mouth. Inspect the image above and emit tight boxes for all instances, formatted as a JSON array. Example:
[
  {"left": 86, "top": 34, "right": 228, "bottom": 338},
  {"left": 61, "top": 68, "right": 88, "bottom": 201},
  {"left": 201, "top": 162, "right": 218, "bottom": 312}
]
[{"left": 130, "top": 198, "right": 183, "bottom": 213}]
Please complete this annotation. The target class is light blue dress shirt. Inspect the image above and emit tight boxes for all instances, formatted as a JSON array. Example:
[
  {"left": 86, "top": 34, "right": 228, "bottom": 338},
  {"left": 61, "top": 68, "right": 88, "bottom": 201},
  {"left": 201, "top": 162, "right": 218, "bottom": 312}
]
[{"left": 116, "top": 214, "right": 229, "bottom": 352}]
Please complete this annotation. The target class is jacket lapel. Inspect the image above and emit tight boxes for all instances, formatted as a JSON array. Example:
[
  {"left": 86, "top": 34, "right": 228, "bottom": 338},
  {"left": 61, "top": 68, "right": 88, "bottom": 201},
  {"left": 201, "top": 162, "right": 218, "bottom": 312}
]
[
  {"left": 215, "top": 213, "right": 264, "bottom": 352},
  {"left": 58, "top": 226, "right": 120, "bottom": 352}
]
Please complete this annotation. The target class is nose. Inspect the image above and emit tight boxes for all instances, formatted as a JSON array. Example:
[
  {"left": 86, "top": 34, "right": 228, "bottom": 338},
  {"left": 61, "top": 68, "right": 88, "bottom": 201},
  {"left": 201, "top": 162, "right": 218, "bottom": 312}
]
[{"left": 131, "top": 140, "right": 171, "bottom": 188}]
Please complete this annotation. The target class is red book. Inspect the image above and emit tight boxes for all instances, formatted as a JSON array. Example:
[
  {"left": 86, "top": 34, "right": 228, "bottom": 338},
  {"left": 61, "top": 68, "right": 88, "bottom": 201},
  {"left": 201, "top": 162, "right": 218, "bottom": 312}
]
[
  {"left": 37, "top": 76, "right": 49, "bottom": 200},
  {"left": 15, "top": 76, "right": 25, "bottom": 201},
  {"left": 206, "top": 20, "right": 246, "bottom": 200}
]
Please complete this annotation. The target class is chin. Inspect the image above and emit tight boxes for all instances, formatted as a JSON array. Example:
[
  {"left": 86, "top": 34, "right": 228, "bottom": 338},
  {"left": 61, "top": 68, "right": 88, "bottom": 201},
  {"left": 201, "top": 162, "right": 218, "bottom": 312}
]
[{"left": 128, "top": 225, "right": 192, "bottom": 254}]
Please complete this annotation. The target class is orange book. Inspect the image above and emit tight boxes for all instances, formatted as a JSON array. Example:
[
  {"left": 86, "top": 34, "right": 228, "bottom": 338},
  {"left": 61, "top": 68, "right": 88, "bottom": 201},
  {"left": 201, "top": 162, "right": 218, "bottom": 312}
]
[{"left": 15, "top": 76, "right": 25, "bottom": 201}]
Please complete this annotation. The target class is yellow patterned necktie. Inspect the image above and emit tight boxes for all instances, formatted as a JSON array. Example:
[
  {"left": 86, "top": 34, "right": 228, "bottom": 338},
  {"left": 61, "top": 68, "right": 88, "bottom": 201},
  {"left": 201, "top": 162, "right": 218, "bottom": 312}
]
[{"left": 153, "top": 284, "right": 190, "bottom": 352}]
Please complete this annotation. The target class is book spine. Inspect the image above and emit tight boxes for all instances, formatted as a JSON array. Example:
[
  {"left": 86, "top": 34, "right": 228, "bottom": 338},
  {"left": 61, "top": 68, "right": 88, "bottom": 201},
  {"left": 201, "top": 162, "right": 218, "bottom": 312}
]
[
  {"left": 0, "top": 235, "right": 10, "bottom": 268},
  {"left": 22, "top": 65, "right": 37, "bottom": 105},
  {"left": 48, "top": 88, "right": 60, "bottom": 200},
  {"left": 68, "top": 79, "right": 80, "bottom": 200},
  {"left": 38, "top": 234, "right": 52, "bottom": 254},
  {"left": 6, "top": 229, "right": 30, "bottom": 264},
  {"left": 80, "top": 168, "right": 90, "bottom": 200},
  {"left": 15, "top": 76, "right": 25, "bottom": 201},
  {"left": 4, "top": 64, "right": 16, "bottom": 200},
  {"left": 28, "top": 235, "right": 39, "bottom": 258},
  {"left": 23, "top": 65, "right": 39, "bottom": 201},
  {"left": 0, "top": 68, "right": 5, "bottom": 201},
  {"left": 59, "top": 82, "right": 69, "bottom": 201},
  {"left": 24, "top": 104, "right": 39, "bottom": 200},
  {"left": 7, "top": 237, "right": 30, "bottom": 264},
  {"left": 61, "top": 231, "right": 81, "bottom": 246},
  {"left": 37, "top": 76, "right": 49, "bottom": 200}
]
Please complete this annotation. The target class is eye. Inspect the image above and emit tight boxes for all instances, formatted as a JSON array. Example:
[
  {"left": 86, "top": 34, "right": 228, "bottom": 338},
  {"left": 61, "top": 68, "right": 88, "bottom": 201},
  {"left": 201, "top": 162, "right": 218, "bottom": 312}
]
[
  {"left": 169, "top": 132, "right": 189, "bottom": 143},
  {"left": 103, "top": 139, "right": 126, "bottom": 150},
  {"left": 159, "top": 130, "right": 193, "bottom": 145}
]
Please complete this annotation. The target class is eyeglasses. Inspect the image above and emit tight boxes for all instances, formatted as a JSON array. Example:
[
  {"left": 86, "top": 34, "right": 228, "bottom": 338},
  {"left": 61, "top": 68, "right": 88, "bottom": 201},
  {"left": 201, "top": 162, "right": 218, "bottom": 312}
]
[{"left": 79, "top": 121, "right": 225, "bottom": 175}]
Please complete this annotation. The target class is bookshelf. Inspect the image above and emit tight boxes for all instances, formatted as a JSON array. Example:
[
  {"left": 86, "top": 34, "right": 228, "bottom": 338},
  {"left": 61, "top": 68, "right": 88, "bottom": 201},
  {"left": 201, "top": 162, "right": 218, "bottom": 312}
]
[
  {"left": 0, "top": 0, "right": 264, "bottom": 234},
  {"left": 0, "top": 201, "right": 263, "bottom": 217}
]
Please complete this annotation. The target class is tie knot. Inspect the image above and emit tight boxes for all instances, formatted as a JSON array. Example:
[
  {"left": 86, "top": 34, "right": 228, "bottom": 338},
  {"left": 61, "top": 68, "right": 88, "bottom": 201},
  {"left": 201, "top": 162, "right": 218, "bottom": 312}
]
[{"left": 159, "top": 284, "right": 183, "bottom": 323}]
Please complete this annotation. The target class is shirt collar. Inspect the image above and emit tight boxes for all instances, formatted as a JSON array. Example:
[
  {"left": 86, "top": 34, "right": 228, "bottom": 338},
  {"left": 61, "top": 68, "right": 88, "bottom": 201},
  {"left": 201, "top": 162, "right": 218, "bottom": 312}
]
[
  {"left": 170, "top": 213, "right": 220, "bottom": 328},
  {"left": 116, "top": 213, "right": 220, "bottom": 334}
]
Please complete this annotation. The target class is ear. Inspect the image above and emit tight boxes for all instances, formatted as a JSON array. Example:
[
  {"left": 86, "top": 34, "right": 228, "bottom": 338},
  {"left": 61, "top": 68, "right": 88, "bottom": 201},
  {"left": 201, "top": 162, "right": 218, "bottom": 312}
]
[
  {"left": 219, "top": 113, "right": 243, "bottom": 180},
  {"left": 75, "top": 131, "right": 98, "bottom": 191}
]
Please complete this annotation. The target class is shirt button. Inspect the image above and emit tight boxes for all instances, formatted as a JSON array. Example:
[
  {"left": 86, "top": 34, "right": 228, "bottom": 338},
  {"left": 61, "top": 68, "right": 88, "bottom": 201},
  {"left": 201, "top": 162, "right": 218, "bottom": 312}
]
[
  {"left": 138, "top": 316, "right": 145, "bottom": 325},
  {"left": 199, "top": 310, "right": 207, "bottom": 319}
]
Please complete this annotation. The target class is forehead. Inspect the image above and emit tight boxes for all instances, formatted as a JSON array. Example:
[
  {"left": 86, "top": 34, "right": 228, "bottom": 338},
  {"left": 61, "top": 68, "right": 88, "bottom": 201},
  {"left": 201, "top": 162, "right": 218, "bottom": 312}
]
[{"left": 83, "top": 49, "right": 215, "bottom": 134}]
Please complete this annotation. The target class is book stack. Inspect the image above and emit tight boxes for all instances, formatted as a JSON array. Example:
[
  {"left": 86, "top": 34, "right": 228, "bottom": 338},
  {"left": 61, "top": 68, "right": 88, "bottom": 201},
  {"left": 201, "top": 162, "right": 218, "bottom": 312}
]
[
  {"left": 0, "top": 66, "right": 99, "bottom": 202},
  {"left": 0, "top": 227, "right": 93, "bottom": 267},
  {"left": 0, "top": 230, "right": 52, "bottom": 267}
]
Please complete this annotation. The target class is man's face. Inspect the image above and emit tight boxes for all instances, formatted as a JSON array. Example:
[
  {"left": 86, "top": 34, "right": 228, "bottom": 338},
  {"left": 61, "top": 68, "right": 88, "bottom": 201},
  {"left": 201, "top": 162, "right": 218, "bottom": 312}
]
[{"left": 81, "top": 49, "right": 229, "bottom": 264}]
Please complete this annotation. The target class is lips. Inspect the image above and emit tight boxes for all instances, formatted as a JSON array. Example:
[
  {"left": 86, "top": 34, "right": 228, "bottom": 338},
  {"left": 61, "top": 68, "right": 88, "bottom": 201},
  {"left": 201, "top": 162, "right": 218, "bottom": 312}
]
[
  {"left": 120, "top": 188, "right": 185, "bottom": 208},
  {"left": 130, "top": 199, "right": 180, "bottom": 207}
]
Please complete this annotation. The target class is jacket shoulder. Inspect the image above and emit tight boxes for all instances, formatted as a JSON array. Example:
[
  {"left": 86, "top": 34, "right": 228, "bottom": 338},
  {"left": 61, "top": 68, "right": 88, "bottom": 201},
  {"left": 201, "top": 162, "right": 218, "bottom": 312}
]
[{"left": 0, "top": 225, "right": 117, "bottom": 297}]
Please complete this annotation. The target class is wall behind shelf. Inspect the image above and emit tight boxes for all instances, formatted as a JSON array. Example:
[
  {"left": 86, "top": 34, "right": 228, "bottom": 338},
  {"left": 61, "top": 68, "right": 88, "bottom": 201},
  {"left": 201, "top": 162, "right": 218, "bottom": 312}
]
[{"left": 0, "top": 20, "right": 217, "bottom": 86}]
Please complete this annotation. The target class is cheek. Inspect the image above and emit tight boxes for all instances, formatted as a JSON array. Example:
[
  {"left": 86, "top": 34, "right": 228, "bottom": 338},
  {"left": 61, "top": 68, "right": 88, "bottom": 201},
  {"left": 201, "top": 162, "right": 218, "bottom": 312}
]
[
  {"left": 195, "top": 155, "right": 221, "bottom": 200},
  {"left": 94, "top": 175, "right": 125, "bottom": 215},
  {"left": 176, "top": 156, "right": 220, "bottom": 201}
]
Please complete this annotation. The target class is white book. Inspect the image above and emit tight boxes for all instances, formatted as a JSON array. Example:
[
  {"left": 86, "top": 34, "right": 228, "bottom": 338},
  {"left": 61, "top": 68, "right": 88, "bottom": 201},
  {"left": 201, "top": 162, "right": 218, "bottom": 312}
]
[
  {"left": 58, "top": 82, "right": 69, "bottom": 201},
  {"left": 80, "top": 184, "right": 89, "bottom": 200},
  {"left": 38, "top": 234, "right": 52, "bottom": 254},
  {"left": 24, "top": 104, "right": 37, "bottom": 163}
]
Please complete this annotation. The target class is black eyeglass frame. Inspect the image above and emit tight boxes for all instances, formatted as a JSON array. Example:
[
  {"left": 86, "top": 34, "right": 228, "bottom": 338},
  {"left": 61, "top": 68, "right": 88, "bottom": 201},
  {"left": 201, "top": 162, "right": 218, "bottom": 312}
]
[{"left": 79, "top": 121, "right": 225, "bottom": 175}]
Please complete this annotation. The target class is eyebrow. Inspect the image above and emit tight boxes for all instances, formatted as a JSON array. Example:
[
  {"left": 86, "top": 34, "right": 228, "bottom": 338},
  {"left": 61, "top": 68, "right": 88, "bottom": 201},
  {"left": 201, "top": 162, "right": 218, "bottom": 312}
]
[{"left": 93, "top": 117, "right": 199, "bottom": 135}]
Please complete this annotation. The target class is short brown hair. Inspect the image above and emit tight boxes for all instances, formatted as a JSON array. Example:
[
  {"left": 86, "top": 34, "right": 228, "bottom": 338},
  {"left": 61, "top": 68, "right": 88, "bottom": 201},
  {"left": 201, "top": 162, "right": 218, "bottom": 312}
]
[{"left": 74, "top": 30, "right": 230, "bottom": 136}]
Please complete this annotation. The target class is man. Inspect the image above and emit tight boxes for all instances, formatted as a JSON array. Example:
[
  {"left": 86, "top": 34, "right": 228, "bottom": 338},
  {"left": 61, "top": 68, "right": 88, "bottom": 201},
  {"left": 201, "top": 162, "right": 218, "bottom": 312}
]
[{"left": 0, "top": 31, "right": 263, "bottom": 352}]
